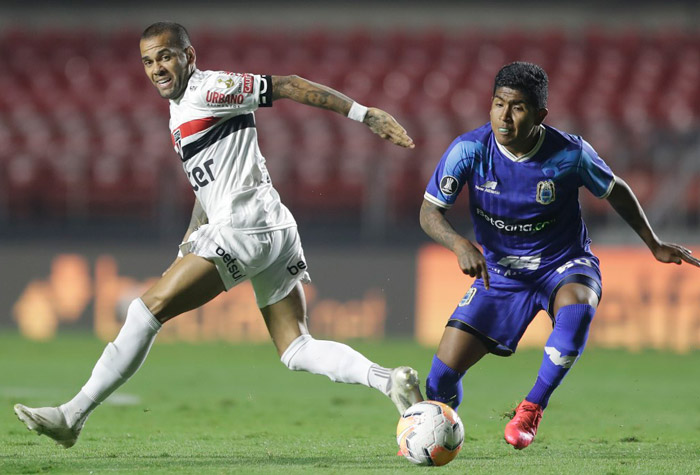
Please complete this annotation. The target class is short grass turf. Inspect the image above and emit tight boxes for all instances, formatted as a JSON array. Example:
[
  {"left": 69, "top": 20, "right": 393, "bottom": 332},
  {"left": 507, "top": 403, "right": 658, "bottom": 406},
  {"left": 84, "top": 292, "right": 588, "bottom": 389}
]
[{"left": 1, "top": 333, "right": 698, "bottom": 474}]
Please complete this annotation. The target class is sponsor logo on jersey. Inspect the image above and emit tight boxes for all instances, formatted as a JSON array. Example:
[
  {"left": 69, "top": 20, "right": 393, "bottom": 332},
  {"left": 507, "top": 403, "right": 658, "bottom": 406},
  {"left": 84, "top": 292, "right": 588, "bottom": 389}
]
[
  {"left": 215, "top": 74, "right": 253, "bottom": 93},
  {"left": 475, "top": 207, "right": 556, "bottom": 234},
  {"left": 475, "top": 180, "right": 500, "bottom": 195},
  {"left": 287, "top": 259, "right": 307, "bottom": 276},
  {"left": 215, "top": 247, "right": 245, "bottom": 281},
  {"left": 206, "top": 90, "right": 245, "bottom": 105},
  {"left": 497, "top": 254, "right": 542, "bottom": 270},
  {"left": 440, "top": 175, "right": 458, "bottom": 196},
  {"left": 216, "top": 77, "right": 236, "bottom": 89},
  {"left": 536, "top": 179, "right": 556, "bottom": 205},
  {"left": 458, "top": 287, "right": 477, "bottom": 306},
  {"left": 242, "top": 74, "right": 253, "bottom": 93}
]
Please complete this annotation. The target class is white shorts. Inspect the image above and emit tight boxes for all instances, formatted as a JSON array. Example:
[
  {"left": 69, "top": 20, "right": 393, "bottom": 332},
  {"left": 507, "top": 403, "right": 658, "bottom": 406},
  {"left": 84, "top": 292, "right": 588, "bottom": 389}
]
[{"left": 179, "top": 225, "right": 310, "bottom": 308}]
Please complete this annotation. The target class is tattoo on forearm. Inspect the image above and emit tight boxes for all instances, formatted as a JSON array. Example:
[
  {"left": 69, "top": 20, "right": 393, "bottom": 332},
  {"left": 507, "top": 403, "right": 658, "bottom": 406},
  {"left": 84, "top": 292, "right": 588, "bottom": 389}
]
[
  {"left": 304, "top": 89, "right": 330, "bottom": 107},
  {"left": 421, "top": 202, "right": 461, "bottom": 249},
  {"left": 273, "top": 75, "right": 351, "bottom": 113}
]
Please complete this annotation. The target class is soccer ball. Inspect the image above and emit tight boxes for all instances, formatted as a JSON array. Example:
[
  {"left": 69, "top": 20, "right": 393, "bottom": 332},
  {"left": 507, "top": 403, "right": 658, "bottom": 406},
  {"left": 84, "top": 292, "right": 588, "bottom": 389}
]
[{"left": 396, "top": 400, "right": 464, "bottom": 466}]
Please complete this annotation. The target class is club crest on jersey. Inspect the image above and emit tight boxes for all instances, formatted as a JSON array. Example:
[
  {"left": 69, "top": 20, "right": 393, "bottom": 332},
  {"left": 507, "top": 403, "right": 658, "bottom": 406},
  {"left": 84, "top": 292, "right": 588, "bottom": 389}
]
[
  {"left": 440, "top": 175, "right": 459, "bottom": 196},
  {"left": 458, "top": 287, "right": 477, "bottom": 306},
  {"left": 536, "top": 179, "right": 556, "bottom": 205},
  {"left": 173, "top": 129, "right": 183, "bottom": 159}
]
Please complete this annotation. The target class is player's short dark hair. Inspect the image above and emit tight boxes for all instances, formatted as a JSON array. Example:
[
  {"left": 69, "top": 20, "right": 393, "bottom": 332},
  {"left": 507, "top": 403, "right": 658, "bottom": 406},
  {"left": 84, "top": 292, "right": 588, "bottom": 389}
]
[
  {"left": 493, "top": 62, "right": 548, "bottom": 109},
  {"left": 141, "top": 22, "right": 192, "bottom": 50}
]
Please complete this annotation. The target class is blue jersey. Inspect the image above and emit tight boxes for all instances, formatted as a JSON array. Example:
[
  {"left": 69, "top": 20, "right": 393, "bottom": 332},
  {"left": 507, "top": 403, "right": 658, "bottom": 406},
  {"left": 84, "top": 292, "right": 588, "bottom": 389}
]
[{"left": 425, "top": 123, "right": 615, "bottom": 278}]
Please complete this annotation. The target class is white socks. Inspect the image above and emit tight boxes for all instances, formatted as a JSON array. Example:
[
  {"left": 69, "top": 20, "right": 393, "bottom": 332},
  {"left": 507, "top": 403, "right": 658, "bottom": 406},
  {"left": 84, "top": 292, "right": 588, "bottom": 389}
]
[
  {"left": 280, "top": 334, "right": 391, "bottom": 395},
  {"left": 60, "top": 298, "right": 161, "bottom": 427}
]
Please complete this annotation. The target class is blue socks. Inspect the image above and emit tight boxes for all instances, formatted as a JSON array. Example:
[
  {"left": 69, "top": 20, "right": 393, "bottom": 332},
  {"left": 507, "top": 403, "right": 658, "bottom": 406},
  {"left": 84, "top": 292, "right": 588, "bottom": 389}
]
[
  {"left": 426, "top": 355, "right": 466, "bottom": 410},
  {"left": 526, "top": 304, "right": 595, "bottom": 408}
]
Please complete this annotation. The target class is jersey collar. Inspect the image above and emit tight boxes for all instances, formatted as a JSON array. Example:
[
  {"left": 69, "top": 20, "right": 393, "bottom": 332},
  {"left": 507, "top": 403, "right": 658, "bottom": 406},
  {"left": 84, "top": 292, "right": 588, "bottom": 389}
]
[{"left": 495, "top": 124, "right": 545, "bottom": 163}]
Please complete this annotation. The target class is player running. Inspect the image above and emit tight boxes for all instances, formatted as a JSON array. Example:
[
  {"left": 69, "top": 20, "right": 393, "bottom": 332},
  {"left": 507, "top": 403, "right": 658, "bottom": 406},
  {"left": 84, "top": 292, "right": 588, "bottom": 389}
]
[
  {"left": 419, "top": 61, "right": 699, "bottom": 449},
  {"left": 14, "top": 21, "right": 421, "bottom": 448}
]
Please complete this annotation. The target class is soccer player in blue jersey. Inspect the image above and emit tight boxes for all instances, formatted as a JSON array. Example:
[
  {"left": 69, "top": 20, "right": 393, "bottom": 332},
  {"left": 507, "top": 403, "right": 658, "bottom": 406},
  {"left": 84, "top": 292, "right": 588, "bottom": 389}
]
[{"left": 420, "top": 61, "right": 700, "bottom": 450}]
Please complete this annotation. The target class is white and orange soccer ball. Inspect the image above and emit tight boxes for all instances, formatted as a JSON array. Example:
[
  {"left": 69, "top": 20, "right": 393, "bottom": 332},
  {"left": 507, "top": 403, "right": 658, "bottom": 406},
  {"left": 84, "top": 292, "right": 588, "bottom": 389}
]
[{"left": 396, "top": 400, "right": 464, "bottom": 466}]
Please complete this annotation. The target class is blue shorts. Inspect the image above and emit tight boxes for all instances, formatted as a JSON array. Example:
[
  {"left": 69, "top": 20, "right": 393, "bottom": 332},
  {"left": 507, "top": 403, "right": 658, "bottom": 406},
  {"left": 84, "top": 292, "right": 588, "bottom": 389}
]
[{"left": 447, "top": 255, "right": 602, "bottom": 356}]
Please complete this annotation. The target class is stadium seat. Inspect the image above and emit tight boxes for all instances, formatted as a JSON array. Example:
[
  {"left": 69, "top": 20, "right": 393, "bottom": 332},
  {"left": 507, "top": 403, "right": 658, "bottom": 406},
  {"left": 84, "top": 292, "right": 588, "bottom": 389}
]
[{"left": 0, "top": 27, "right": 698, "bottom": 228}]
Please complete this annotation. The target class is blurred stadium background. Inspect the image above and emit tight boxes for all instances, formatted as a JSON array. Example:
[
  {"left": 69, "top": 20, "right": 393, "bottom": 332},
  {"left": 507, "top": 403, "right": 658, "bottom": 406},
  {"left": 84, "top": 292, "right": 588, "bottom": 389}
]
[{"left": 1, "top": 0, "right": 699, "bottom": 352}]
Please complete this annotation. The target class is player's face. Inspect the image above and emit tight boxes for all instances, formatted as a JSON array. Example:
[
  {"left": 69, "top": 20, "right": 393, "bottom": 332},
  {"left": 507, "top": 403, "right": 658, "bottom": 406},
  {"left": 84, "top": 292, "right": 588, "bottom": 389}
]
[
  {"left": 140, "top": 33, "right": 195, "bottom": 100},
  {"left": 490, "top": 87, "right": 547, "bottom": 156}
]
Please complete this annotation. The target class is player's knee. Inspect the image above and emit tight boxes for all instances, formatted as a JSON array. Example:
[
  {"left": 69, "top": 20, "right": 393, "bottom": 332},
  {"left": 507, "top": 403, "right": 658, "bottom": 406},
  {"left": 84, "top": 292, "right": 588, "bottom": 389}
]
[{"left": 553, "top": 304, "right": 595, "bottom": 348}]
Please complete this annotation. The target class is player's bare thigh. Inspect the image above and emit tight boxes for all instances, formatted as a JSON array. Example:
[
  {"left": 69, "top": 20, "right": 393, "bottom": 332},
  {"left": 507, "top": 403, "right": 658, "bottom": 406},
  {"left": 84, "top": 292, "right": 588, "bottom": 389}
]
[
  {"left": 552, "top": 282, "right": 599, "bottom": 316},
  {"left": 141, "top": 253, "right": 225, "bottom": 323},
  {"left": 436, "top": 326, "right": 489, "bottom": 373},
  {"left": 260, "top": 282, "right": 308, "bottom": 357}
]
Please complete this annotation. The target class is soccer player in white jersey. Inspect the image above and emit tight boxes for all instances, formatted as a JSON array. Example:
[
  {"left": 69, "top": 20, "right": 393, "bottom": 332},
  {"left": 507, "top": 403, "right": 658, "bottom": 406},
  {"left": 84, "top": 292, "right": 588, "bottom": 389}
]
[{"left": 13, "top": 22, "right": 421, "bottom": 449}]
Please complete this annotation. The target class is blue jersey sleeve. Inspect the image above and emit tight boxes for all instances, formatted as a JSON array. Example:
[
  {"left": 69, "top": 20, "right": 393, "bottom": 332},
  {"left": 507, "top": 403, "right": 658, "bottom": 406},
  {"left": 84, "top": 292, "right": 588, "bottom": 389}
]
[
  {"left": 425, "top": 137, "right": 473, "bottom": 208},
  {"left": 578, "top": 139, "right": 615, "bottom": 198}
]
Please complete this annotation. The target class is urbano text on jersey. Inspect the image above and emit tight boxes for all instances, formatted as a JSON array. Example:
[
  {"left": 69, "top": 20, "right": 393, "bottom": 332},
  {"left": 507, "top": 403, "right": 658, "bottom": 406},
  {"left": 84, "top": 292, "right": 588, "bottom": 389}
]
[{"left": 206, "top": 91, "right": 245, "bottom": 106}]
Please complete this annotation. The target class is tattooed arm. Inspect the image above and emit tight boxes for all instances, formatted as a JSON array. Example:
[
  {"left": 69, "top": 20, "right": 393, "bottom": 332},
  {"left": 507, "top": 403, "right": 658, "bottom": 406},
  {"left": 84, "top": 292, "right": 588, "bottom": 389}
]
[
  {"left": 271, "top": 75, "right": 414, "bottom": 148},
  {"left": 420, "top": 199, "right": 490, "bottom": 289}
]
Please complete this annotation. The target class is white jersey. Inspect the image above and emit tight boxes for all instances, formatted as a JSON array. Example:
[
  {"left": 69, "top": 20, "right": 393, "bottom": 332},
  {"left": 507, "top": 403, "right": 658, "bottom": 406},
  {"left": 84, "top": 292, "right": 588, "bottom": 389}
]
[{"left": 168, "top": 69, "right": 296, "bottom": 232}]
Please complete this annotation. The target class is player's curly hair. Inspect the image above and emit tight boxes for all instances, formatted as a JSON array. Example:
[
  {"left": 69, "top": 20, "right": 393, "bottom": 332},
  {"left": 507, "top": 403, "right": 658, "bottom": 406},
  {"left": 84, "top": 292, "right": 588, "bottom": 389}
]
[
  {"left": 141, "top": 21, "right": 192, "bottom": 50},
  {"left": 494, "top": 62, "right": 548, "bottom": 109}
]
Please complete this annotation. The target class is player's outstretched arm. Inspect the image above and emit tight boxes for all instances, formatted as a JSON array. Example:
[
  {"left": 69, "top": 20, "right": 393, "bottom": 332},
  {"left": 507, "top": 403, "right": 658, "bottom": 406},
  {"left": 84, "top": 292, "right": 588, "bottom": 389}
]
[
  {"left": 606, "top": 176, "right": 699, "bottom": 267},
  {"left": 271, "top": 75, "right": 414, "bottom": 148},
  {"left": 163, "top": 198, "right": 209, "bottom": 276},
  {"left": 420, "top": 199, "right": 490, "bottom": 288}
]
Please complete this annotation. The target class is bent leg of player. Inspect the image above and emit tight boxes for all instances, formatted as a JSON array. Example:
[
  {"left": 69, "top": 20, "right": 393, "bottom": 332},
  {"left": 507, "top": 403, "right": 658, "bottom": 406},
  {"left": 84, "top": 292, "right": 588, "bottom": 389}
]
[
  {"left": 506, "top": 298, "right": 596, "bottom": 449},
  {"left": 525, "top": 303, "right": 596, "bottom": 408},
  {"left": 426, "top": 327, "right": 489, "bottom": 410},
  {"left": 429, "top": 276, "right": 535, "bottom": 414},
  {"left": 15, "top": 254, "right": 224, "bottom": 448},
  {"left": 249, "top": 227, "right": 421, "bottom": 414},
  {"left": 264, "top": 282, "right": 421, "bottom": 414}
]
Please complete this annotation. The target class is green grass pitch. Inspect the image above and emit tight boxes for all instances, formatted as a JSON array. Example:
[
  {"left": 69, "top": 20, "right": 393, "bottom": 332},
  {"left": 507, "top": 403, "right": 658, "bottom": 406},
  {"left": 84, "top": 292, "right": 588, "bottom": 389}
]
[{"left": 1, "top": 333, "right": 698, "bottom": 474}]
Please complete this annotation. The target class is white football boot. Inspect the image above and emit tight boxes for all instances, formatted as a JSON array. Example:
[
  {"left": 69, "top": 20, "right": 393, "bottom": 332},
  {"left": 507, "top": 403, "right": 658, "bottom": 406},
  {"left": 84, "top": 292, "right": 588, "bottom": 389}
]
[
  {"left": 388, "top": 366, "right": 424, "bottom": 415},
  {"left": 14, "top": 404, "right": 83, "bottom": 448}
]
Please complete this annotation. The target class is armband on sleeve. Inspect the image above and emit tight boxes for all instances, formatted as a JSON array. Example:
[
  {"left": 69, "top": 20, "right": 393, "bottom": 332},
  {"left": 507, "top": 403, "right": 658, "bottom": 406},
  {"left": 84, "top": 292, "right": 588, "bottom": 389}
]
[{"left": 259, "top": 75, "right": 273, "bottom": 107}]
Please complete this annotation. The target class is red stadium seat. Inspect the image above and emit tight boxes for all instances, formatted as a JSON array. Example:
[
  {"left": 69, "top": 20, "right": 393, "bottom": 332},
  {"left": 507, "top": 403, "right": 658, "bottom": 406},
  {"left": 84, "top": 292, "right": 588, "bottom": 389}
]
[{"left": 0, "top": 27, "right": 698, "bottom": 226}]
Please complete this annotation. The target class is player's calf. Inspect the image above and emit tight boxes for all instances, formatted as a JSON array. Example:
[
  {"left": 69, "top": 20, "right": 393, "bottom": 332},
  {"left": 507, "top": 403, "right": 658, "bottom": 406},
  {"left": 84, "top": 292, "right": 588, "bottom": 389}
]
[
  {"left": 526, "top": 304, "right": 595, "bottom": 408},
  {"left": 425, "top": 355, "right": 465, "bottom": 410}
]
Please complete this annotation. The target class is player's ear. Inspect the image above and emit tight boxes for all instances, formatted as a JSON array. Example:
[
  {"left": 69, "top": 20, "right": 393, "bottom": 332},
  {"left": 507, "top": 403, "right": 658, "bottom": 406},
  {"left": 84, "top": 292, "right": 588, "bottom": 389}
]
[
  {"left": 535, "top": 108, "right": 548, "bottom": 125},
  {"left": 185, "top": 46, "right": 196, "bottom": 65}
]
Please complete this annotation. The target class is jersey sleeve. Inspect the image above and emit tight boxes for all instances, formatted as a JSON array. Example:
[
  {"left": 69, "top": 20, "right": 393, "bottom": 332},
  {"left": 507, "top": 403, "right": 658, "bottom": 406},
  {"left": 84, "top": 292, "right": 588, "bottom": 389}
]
[
  {"left": 424, "top": 137, "right": 472, "bottom": 208},
  {"left": 578, "top": 139, "right": 615, "bottom": 198},
  {"left": 198, "top": 72, "right": 273, "bottom": 115}
]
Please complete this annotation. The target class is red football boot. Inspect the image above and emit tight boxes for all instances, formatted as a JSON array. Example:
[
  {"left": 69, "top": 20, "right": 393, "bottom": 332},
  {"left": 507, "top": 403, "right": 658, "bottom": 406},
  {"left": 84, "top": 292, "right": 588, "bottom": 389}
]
[{"left": 504, "top": 400, "right": 543, "bottom": 449}]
